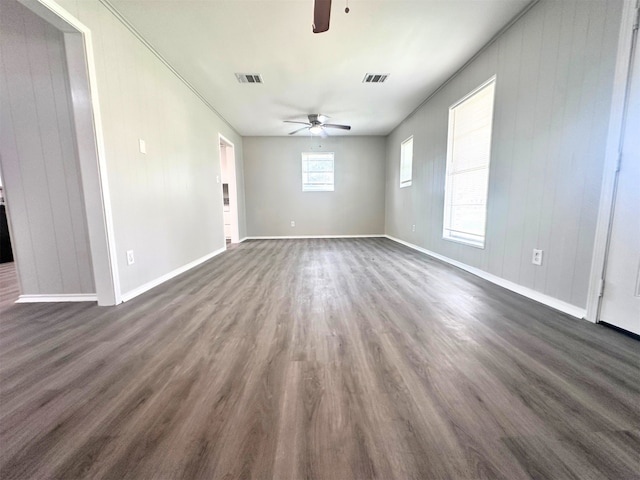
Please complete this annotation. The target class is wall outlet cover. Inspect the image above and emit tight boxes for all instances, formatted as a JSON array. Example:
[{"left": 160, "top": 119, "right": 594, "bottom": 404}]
[
  {"left": 126, "top": 250, "right": 135, "bottom": 265},
  {"left": 290, "top": 221, "right": 295, "bottom": 227},
  {"left": 139, "top": 139, "right": 146, "bottom": 154},
  {"left": 532, "top": 249, "right": 543, "bottom": 266}
]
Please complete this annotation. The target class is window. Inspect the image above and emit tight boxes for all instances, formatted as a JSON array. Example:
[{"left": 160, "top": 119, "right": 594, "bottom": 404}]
[
  {"left": 443, "top": 77, "right": 495, "bottom": 248},
  {"left": 400, "top": 136, "right": 413, "bottom": 188},
  {"left": 302, "top": 152, "right": 334, "bottom": 192}
]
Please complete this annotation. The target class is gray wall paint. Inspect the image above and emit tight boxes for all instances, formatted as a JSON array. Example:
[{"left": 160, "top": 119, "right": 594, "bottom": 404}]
[
  {"left": 385, "top": 0, "right": 622, "bottom": 309},
  {"left": 42, "top": 0, "right": 246, "bottom": 295},
  {"left": 0, "top": 0, "right": 95, "bottom": 295},
  {"left": 244, "top": 136, "right": 386, "bottom": 237}
]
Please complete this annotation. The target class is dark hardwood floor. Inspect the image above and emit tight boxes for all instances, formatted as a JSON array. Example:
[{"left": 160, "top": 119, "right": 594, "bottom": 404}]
[
  {"left": 0, "top": 262, "right": 19, "bottom": 309},
  {"left": 0, "top": 238, "right": 638, "bottom": 479}
]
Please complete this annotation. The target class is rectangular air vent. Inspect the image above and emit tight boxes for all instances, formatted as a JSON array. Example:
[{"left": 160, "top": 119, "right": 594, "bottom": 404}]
[
  {"left": 235, "top": 73, "right": 263, "bottom": 84},
  {"left": 363, "top": 73, "right": 389, "bottom": 83}
]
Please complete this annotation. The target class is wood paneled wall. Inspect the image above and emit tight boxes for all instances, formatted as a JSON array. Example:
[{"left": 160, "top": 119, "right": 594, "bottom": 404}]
[
  {"left": 0, "top": 0, "right": 95, "bottom": 295},
  {"left": 9, "top": 0, "right": 247, "bottom": 297},
  {"left": 385, "top": 0, "right": 623, "bottom": 310}
]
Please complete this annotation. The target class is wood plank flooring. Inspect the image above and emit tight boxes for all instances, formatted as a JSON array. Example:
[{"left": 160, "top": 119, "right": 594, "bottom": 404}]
[
  {"left": 0, "top": 262, "right": 19, "bottom": 309},
  {"left": 0, "top": 238, "right": 639, "bottom": 479}
]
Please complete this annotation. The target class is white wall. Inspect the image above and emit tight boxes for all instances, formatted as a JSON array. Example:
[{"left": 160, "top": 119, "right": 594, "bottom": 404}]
[
  {"left": 0, "top": 0, "right": 95, "bottom": 296},
  {"left": 244, "top": 136, "right": 386, "bottom": 237},
  {"left": 385, "top": 0, "right": 623, "bottom": 310},
  {"left": 36, "top": 0, "right": 247, "bottom": 297}
]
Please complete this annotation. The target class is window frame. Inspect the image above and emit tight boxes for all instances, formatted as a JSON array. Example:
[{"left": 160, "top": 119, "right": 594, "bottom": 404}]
[
  {"left": 301, "top": 152, "right": 335, "bottom": 192},
  {"left": 400, "top": 136, "right": 413, "bottom": 188},
  {"left": 442, "top": 76, "right": 496, "bottom": 249}
]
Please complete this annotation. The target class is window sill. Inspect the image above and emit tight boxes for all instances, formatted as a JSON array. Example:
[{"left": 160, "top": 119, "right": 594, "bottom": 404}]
[{"left": 442, "top": 235, "right": 485, "bottom": 249}]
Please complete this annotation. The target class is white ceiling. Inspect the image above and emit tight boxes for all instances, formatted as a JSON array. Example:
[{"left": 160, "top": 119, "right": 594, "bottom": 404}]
[{"left": 107, "top": 0, "right": 532, "bottom": 136}]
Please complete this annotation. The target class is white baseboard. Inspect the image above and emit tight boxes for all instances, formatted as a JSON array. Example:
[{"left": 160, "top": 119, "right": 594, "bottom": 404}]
[
  {"left": 385, "top": 235, "right": 588, "bottom": 320},
  {"left": 238, "top": 237, "right": 249, "bottom": 243},
  {"left": 16, "top": 293, "right": 98, "bottom": 303},
  {"left": 120, "top": 247, "right": 226, "bottom": 302},
  {"left": 245, "top": 234, "right": 385, "bottom": 240}
]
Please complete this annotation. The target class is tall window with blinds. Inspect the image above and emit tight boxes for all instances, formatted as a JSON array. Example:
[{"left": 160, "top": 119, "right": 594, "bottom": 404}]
[
  {"left": 400, "top": 136, "right": 413, "bottom": 188},
  {"left": 302, "top": 152, "right": 334, "bottom": 192},
  {"left": 443, "top": 77, "right": 495, "bottom": 248}
]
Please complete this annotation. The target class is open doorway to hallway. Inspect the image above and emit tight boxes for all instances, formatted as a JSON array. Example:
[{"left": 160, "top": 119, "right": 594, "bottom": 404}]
[
  {"left": 0, "top": 0, "right": 119, "bottom": 305},
  {"left": 219, "top": 134, "right": 239, "bottom": 245},
  {"left": 0, "top": 173, "right": 18, "bottom": 307}
]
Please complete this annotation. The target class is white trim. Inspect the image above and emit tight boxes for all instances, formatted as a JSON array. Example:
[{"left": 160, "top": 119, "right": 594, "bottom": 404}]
[
  {"left": 120, "top": 247, "right": 226, "bottom": 302},
  {"left": 238, "top": 237, "right": 249, "bottom": 243},
  {"left": 400, "top": 135, "right": 414, "bottom": 188},
  {"left": 20, "top": 0, "right": 122, "bottom": 306},
  {"left": 218, "top": 134, "right": 240, "bottom": 244},
  {"left": 586, "top": 0, "right": 637, "bottom": 322},
  {"left": 96, "top": 0, "right": 239, "bottom": 136},
  {"left": 16, "top": 294, "right": 98, "bottom": 303},
  {"left": 245, "top": 235, "right": 385, "bottom": 240},
  {"left": 386, "top": 235, "right": 587, "bottom": 320},
  {"left": 301, "top": 152, "right": 335, "bottom": 192},
  {"left": 403, "top": 0, "right": 539, "bottom": 124},
  {"left": 443, "top": 76, "right": 495, "bottom": 250}
]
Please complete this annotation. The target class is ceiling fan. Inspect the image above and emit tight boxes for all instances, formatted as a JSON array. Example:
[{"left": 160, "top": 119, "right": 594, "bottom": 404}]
[
  {"left": 285, "top": 114, "right": 352, "bottom": 136},
  {"left": 312, "top": 0, "right": 350, "bottom": 34},
  {"left": 312, "top": 0, "right": 332, "bottom": 33}
]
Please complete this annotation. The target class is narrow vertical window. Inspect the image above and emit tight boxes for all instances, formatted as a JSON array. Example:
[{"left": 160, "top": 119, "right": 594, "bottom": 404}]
[
  {"left": 400, "top": 136, "right": 413, "bottom": 188},
  {"left": 443, "top": 77, "right": 495, "bottom": 248},
  {"left": 302, "top": 152, "right": 334, "bottom": 192}
]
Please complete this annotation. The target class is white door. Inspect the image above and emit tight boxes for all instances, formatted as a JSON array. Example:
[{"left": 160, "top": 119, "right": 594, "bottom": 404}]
[{"left": 599, "top": 28, "right": 640, "bottom": 335}]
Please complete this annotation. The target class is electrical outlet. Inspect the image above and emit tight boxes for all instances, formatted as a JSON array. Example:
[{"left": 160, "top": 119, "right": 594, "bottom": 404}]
[
  {"left": 412, "top": 224, "right": 416, "bottom": 232},
  {"left": 290, "top": 220, "right": 295, "bottom": 227},
  {"left": 126, "top": 250, "right": 135, "bottom": 265},
  {"left": 532, "top": 249, "right": 543, "bottom": 266},
  {"left": 216, "top": 175, "right": 220, "bottom": 184},
  {"left": 139, "top": 139, "right": 146, "bottom": 154}
]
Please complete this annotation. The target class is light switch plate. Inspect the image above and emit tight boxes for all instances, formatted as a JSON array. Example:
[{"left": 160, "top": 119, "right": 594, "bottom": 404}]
[{"left": 139, "top": 139, "right": 146, "bottom": 154}]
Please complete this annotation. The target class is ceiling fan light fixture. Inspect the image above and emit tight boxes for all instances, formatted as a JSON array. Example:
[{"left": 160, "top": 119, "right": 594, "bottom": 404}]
[{"left": 309, "top": 125, "right": 323, "bottom": 134}]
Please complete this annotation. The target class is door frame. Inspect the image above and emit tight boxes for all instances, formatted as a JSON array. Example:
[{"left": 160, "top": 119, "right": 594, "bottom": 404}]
[
  {"left": 218, "top": 133, "right": 239, "bottom": 244},
  {"left": 586, "top": 0, "right": 638, "bottom": 322},
  {"left": 15, "top": 0, "right": 121, "bottom": 305}
]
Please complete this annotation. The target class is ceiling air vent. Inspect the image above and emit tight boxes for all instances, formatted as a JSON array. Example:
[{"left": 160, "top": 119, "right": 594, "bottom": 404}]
[
  {"left": 235, "top": 73, "right": 263, "bottom": 84},
  {"left": 363, "top": 73, "right": 389, "bottom": 84}
]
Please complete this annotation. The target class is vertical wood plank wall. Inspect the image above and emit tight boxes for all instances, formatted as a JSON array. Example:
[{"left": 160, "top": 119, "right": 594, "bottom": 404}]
[
  {"left": 384, "top": 0, "right": 623, "bottom": 310},
  {"left": 27, "top": 0, "right": 247, "bottom": 296},
  {"left": 0, "top": 0, "right": 95, "bottom": 295}
]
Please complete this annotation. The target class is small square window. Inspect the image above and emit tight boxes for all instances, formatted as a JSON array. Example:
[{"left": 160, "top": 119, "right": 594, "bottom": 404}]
[{"left": 302, "top": 152, "right": 334, "bottom": 192}]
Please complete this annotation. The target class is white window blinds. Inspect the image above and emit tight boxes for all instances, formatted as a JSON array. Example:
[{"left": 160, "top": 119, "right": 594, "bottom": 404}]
[
  {"left": 400, "top": 136, "right": 413, "bottom": 187},
  {"left": 302, "top": 152, "right": 334, "bottom": 192},
  {"left": 443, "top": 78, "right": 495, "bottom": 247}
]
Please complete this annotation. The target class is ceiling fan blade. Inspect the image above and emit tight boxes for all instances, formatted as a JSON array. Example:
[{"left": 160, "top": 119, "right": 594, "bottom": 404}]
[
  {"left": 323, "top": 123, "right": 351, "bottom": 130},
  {"left": 289, "top": 126, "right": 310, "bottom": 135},
  {"left": 284, "top": 121, "right": 311, "bottom": 126},
  {"left": 312, "top": 0, "right": 331, "bottom": 34}
]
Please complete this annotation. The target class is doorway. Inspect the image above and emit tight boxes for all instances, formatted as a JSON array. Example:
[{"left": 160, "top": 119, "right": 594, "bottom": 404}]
[
  {"left": 0, "top": 0, "right": 119, "bottom": 305},
  {"left": 219, "top": 134, "right": 239, "bottom": 245},
  {"left": 599, "top": 10, "right": 640, "bottom": 336}
]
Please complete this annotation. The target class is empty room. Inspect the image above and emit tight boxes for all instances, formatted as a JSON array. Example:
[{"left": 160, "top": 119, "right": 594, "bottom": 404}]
[{"left": 0, "top": 0, "right": 639, "bottom": 478}]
